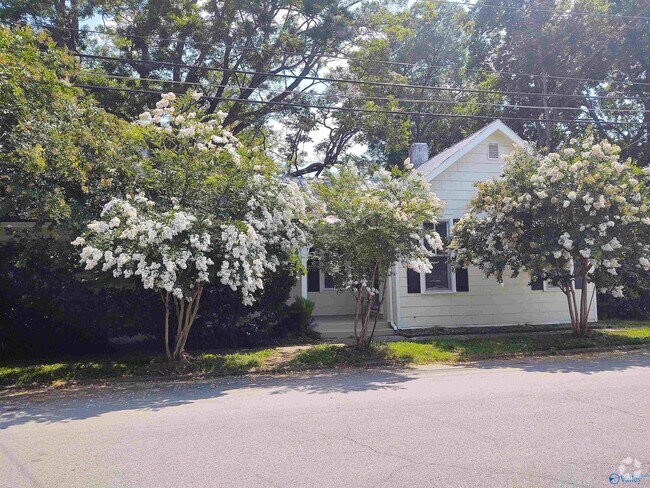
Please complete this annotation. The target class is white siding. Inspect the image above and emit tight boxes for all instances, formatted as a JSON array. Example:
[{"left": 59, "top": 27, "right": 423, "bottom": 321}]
[
  {"left": 398, "top": 264, "right": 597, "bottom": 328},
  {"left": 430, "top": 132, "right": 515, "bottom": 218},
  {"left": 308, "top": 289, "right": 357, "bottom": 316},
  {"left": 399, "top": 130, "right": 598, "bottom": 329},
  {"left": 290, "top": 128, "right": 599, "bottom": 328}
]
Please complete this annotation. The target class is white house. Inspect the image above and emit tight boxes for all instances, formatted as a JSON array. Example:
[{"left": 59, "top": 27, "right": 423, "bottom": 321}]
[{"left": 292, "top": 120, "right": 597, "bottom": 335}]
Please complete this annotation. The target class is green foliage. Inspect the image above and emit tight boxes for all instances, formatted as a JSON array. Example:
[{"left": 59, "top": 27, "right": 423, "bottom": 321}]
[
  {"left": 0, "top": 349, "right": 277, "bottom": 387},
  {"left": 0, "top": 26, "right": 142, "bottom": 228},
  {"left": 466, "top": 0, "right": 648, "bottom": 155},
  {"left": 288, "top": 344, "right": 377, "bottom": 368},
  {"left": 2, "top": 322, "right": 648, "bottom": 387},
  {"left": 349, "top": 1, "right": 490, "bottom": 162},
  {"left": 598, "top": 285, "right": 650, "bottom": 320},
  {"left": 453, "top": 135, "right": 650, "bottom": 291},
  {"left": 308, "top": 162, "right": 443, "bottom": 347},
  {"left": 379, "top": 331, "right": 649, "bottom": 363},
  {"left": 292, "top": 296, "right": 316, "bottom": 331},
  {"left": 309, "top": 163, "right": 443, "bottom": 292},
  {"left": 0, "top": 239, "right": 164, "bottom": 359},
  {"left": 603, "top": 327, "right": 650, "bottom": 340}
]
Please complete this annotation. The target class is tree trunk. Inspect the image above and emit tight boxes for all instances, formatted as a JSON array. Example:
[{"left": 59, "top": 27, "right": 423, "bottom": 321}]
[
  {"left": 565, "top": 283, "right": 578, "bottom": 335},
  {"left": 564, "top": 260, "right": 593, "bottom": 337},
  {"left": 578, "top": 259, "right": 592, "bottom": 336},
  {"left": 354, "top": 264, "right": 378, "bottom": 350},
  {"left": 367, "top": 278, "right": 389, "bottom": 345},
  {"left": 353, "top": 286, "right": 363, "bottom": 346},
  {"left": 164, "top": 292, "right": 172, "bottom": 359},
  {"left": 163, "top": 283, "right": 204, "bottom": 361}
]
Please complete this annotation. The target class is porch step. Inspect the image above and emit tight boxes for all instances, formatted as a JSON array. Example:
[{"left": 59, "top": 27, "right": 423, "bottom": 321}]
[
  {"left": 317, "top": 328, "right": 395, "bottom": 339},
  {"left": 312, "top": 315, "right": 394, "bottom": 339}
]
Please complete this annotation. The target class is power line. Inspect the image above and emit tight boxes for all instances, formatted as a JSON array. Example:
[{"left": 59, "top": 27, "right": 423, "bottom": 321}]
[
  {"left": 10, "top": 20, "right": 650, "bottom": 87},
  {"left": 75, "top": 83, "right": 648, "bottom": 126},
  {"left": 77, "top": 53, "right": 646, "bottom": 102},
  {"left": 83, "top": 72, "right": 650, "bottom": 114}
]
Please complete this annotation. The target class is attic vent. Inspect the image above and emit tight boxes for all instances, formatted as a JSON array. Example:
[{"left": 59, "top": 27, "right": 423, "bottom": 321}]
[{"left": 488, "top": 143, "right": 499, "bottom": 159}]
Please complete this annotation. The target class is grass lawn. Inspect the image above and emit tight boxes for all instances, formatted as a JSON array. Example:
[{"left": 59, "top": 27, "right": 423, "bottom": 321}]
[
  {"left": 380, "top": 326, "right": 650, "bottom": 364},
  {"left": 1, "top": 322, "right": 648, "bottom": 389}
]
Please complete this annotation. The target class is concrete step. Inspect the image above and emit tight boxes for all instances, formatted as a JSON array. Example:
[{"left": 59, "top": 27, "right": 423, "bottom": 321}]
[{"left": 313, "top": 317, "right": 395, "bottom": 339}]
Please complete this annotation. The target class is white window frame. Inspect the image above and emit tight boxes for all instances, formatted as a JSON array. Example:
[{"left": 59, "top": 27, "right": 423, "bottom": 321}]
[
  {"left": 544, "top": 280, "right": 563, "bottom": 292},
  {"left": 540, "top": 261, "right": 585, "bottom": 292},
  {"left": 545, "top": 278, "right": 585, "bottom": 292},
  {"left": 488, "top": 143, "right": 500, "bottom": 160},
  {"left": 420, "top": 219, "right": 456, "bottom": 294},
  {"left": 320, "top": 270, "right": 337, "bottom": 291}
]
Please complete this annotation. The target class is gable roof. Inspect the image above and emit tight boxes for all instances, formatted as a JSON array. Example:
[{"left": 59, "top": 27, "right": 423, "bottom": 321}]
[{"left": 417, "top": 119, "right": 524, "bottom": 181}]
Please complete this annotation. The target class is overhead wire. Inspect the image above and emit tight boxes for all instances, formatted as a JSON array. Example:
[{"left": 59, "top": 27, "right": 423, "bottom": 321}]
[
  {"left": 81, "top": 71, "right": 650, "bottom": 114},
  {"left": 75, "top": 83, "right": 648, "bottom": 126},
  {"left": 76, "top": 53, "right": 647, "bottom": 102}
]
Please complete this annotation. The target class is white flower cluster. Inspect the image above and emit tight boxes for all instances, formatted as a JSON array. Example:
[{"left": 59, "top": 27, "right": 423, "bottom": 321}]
[
  {"left": 215, "top": 177, "right": 306, "bottom": 305},
  {"left": 73, "top": 194, "right": 214, "bottom": 300},
  {"left": 92, "top": 94, "right": 309, "bottom": 306},
  {"left": 136, "top": 92, "right": 242, "bottom": 165}
]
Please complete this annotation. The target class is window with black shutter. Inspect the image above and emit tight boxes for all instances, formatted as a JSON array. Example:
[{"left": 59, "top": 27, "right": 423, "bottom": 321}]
[
  {"left": 456, "top": 267, "right": 469, "bottom": 292},
  {"left": 424, "top": 221, "right": 452, "bottom": 291}
]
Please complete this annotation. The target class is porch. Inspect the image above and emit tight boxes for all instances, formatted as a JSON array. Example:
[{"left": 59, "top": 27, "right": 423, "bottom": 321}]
[{"left": 312, "top": 314, "right": 395, "bottom": 340}]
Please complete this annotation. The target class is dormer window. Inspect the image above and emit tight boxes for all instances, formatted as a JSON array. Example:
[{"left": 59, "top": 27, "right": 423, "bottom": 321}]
[{"left": 488, "top": 143, "right": 499, "bottom": 160}]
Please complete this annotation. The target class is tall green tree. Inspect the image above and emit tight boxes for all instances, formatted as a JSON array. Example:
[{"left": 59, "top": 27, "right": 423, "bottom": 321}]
[
  {"left": 588, "top": 0, "right": 649, "bottom": 164},
  {"left": 2, "top": 0, "right": 361, "bottom": 133},
  {"left": 285, "top": 0, "right": 500, "bottom": 175},
  {"left": 466, "top": 0, "right": 648, "bottom": 153},
  {"left": 0, "top": 26, "right": 141, "bottom": 228}
]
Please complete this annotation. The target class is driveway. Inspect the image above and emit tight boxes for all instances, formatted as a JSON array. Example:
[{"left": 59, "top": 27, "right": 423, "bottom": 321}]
[{"left": 1, "top": 351, "right": 649, "bottom": 488}]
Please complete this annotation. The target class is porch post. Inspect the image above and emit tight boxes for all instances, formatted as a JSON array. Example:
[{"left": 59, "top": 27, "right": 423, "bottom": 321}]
[
  {"left": 299, "top": 246, "right": 309, "bottom": 299},
  {"left": 393, "top": 263, "right": 402, "bottom": 329}
]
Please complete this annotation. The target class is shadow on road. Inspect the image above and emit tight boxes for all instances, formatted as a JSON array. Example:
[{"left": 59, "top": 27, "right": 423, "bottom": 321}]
[
  {"left": 459, "top": 349, "right": 650, "bottom": 374},
  {"left": 0, "top": 368, "right": 416, "bottom": 430},
  {"left": 2, "top": 351, "right": 648, "bottom": 430}
]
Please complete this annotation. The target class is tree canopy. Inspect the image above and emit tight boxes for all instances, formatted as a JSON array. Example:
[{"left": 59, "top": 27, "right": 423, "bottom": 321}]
[{"left": 2, "top": 1, "right": 647, "bottom": 172}]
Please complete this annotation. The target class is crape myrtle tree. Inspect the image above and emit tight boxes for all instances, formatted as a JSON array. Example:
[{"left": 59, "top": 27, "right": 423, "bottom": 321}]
[
  {"left": 451, "top": 134, "right": 650, "bottom": 336},
  {"left": 75, "top": 92, "right": 307, "bottom": 360},
  {"left": 308, "top": 161, "right": 443, "bottom": 349}
]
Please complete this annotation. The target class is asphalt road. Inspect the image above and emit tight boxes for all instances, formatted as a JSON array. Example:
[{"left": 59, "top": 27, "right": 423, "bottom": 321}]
[{"left": 1, "top": 351, "right": 649, "bottom": 488}]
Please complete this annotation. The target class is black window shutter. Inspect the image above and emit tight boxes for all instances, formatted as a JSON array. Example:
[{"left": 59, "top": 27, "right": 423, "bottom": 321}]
[
  {"left": 452, "top": 219, "right": 469, "bottom": 292},
  {"left": 530, "top": 277, "right": 544, "bottom": 291},
  {"left": 456, "top": 268, "right": 469, "bottom": 292},
  {"left": 407, "top": 269, "right": 421, "bottom": 293},
  {"left": 307, "top": 258, "right": 320, "bottom": 292}
]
